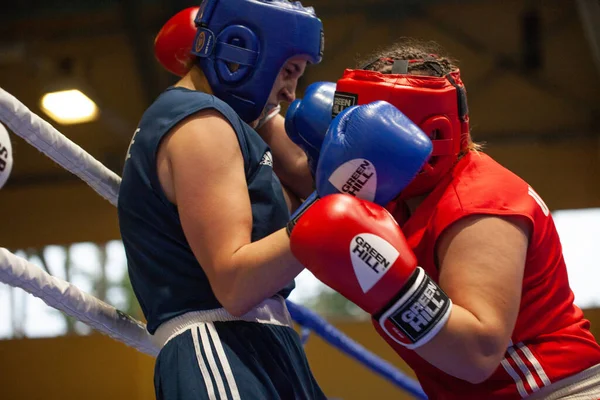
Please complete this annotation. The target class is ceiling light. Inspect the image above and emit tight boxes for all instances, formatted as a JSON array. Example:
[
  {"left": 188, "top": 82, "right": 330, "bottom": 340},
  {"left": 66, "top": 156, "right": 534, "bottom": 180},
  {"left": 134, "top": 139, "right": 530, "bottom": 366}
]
[{"left": 40, "top": 89, "right": 99, "bottom": 125}]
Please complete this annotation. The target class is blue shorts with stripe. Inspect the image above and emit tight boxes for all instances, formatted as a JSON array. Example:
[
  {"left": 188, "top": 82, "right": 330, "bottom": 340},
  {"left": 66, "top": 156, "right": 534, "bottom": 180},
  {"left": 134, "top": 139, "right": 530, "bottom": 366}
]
[{"left": 154, "top": 321, "right": 327, "bottom": 400}]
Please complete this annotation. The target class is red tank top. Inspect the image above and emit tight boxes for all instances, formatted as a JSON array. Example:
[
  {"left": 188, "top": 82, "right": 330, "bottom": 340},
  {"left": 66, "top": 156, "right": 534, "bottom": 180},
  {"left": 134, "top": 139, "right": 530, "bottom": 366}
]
[{"left": 384, "top": 152, "right": 600, "bottom": 399}]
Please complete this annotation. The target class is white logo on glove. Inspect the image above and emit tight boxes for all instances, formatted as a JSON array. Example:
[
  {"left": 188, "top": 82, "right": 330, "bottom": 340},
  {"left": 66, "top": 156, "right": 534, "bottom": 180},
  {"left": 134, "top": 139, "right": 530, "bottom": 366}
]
[
  {"left": 328, "top": 158, "right": 377, "bottom": 202},
  {"left": 350, "top": 233, "right": 399, "bottom": 292}
]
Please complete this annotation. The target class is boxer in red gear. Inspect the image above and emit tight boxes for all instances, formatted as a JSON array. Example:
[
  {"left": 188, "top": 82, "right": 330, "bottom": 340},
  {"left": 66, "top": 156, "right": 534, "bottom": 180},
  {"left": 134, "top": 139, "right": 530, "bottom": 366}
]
[
  {"left": 298, "top": 39, "right": 600, "bottom": 399},
  {"left": 380, "top": 151, "right": 600, "bottom": 399}
]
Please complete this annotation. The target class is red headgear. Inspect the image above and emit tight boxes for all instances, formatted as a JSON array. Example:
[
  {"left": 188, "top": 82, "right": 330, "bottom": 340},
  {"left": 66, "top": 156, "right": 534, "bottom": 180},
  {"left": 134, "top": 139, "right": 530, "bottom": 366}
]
[{"left": 333, "top": 62, "right": 470, "bottom": 198}]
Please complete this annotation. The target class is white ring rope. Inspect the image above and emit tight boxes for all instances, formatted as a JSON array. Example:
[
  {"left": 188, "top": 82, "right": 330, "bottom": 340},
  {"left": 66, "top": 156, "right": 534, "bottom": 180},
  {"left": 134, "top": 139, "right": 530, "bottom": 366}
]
[
  {"left": 0, "top": 88, "right": 121, "bottom": 206},
  {"left": 0, "top": 248, "right": 159, "bottom": 356},
  {"left": 0, "top": 86, "right": 156, "bottom": 354}
]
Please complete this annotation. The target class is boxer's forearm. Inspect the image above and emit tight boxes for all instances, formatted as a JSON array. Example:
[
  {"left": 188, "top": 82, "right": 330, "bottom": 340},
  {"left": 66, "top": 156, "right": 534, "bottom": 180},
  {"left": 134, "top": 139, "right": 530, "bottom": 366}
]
[
  {"left": 214, "top": 228, "right": 304, "bottom": 317},
  {"left": 256, "top": 114, "right": 314, "bottom": 199},
  {"left": 414, "top": 304, "right": 509, "bottom": 384}
]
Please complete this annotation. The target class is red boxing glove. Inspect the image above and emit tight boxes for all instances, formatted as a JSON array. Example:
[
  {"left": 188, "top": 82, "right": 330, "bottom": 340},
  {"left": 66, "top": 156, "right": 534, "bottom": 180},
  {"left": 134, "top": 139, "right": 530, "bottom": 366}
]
[
  {"left": 154, "top": 7, "right": 199, "bottom": 77},
  {"left": 290, "top": 194, "right": 452, "bottom": 349}
]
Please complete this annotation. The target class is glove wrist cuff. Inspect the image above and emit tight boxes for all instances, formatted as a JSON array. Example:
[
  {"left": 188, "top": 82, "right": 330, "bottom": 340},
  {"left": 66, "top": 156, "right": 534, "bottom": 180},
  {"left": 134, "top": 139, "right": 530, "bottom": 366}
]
[
  {"left": 286, "top": 191, "right": 320, "bottom": 236},
  {"left": 374, "top": 267, "right": 452, "bottom": 349}
]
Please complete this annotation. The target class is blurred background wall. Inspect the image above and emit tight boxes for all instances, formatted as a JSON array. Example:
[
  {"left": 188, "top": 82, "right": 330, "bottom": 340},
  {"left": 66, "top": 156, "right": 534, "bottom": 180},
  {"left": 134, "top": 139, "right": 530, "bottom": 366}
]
[
  {"left": 2, "top": 312, "right": 599, "bottom": 400},
  {"left": 0, "top": 0, "right": 599, "bottom": 399}
]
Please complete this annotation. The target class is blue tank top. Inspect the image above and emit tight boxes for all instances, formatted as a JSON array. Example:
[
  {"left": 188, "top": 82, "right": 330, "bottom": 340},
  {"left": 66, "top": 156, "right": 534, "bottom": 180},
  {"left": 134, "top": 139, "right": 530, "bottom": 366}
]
[{"left": 118, "top": 87, "right": 293, "bottom": 334}]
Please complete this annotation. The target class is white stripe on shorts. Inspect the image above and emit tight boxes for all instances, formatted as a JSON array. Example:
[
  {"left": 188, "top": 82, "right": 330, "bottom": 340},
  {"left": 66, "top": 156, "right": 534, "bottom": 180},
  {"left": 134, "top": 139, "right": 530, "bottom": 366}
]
[
  {"left": 206, "top": 322, "right": 241, "bottom": 400},
  {"left": 501, "top": 357, "right": 529, "bottom": 398},
  {"left": 191, "top": 323, "right": 241, "bottom": 400},
  {"left": 517, "top": 342, "right": 551, "bottom": 387},
  {"left": 508, "top": 345, "right": 540, "bottom": 392},
  {"left": 191, "top": 325, "right": 217, "bottom": 400},
  {"left": 199, "top": 323, "right": 229, "bottom": 400}
]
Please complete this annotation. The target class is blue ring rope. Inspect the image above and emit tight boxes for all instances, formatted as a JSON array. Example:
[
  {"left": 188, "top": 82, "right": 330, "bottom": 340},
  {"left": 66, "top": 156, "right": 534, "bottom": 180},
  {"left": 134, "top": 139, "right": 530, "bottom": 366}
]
[{"left": 286, "top": 300, "right": 428, "bottom": 400}]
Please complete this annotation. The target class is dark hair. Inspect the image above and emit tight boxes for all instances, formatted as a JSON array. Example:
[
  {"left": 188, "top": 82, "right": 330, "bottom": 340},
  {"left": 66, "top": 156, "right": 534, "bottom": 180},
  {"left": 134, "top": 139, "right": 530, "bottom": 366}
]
[
  {"left": 357, "top": 38, "right": 458, "bottom": 77},
  {"left": 357, "top": 38, "right": 484, "bottom": 156}
]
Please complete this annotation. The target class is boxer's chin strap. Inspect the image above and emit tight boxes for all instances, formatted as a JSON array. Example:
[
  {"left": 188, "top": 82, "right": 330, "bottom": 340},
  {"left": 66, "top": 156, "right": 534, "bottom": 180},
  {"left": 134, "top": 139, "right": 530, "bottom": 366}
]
[{"left": 255, "top": 104, "right": 281, "bottom": 130}]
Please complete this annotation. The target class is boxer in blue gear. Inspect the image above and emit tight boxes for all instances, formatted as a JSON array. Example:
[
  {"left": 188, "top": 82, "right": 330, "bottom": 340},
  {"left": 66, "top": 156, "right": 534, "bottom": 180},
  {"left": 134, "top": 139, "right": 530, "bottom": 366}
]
[
  {"left": 118, "top": 1, "right": 326, "bottom": 399},
  {"left": 285, "top": 81, "right": 336, "bottom": 177}
]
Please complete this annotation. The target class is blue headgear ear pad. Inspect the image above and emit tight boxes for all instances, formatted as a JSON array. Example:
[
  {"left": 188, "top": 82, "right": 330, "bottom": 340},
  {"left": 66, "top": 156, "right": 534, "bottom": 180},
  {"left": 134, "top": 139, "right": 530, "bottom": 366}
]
[{"left": 215, "top": 25, "right": 259, "bottom": 84}]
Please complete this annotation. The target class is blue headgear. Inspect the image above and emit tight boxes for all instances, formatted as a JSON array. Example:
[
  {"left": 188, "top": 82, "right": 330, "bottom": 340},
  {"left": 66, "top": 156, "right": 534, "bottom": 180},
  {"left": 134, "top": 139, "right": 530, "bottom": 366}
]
[{"left": 191, "top": 0, "right": 324, "bottom": 122}]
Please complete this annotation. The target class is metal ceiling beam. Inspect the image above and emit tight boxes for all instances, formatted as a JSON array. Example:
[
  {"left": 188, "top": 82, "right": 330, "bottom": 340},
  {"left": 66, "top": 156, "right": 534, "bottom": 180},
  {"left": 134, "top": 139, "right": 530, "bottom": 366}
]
[
  {"left": 312, "top": 0, "right": 480, "bottom": 17},
  {"left": 0, "top": 13, "right": 166, "bottom": 45},
  {"left": 475, "top": 128, "right": 599, "bottom": 145},
  {"left": 301, "top": 0, "right": 445, "bottom": 85},
  {"left": 0, "top": 0, "right": 121, "bottom": 24},
  {"left": 3, "top": 172, "right": 83, "bottom": 190},
  {"left": 412, "top": 5, "right": 597, "bottom": 114},
  {"left": 161, "top": 0, "right": 197, "bottom": 18},
  {"left": 576, "top": 0, "right": 600, "bottom": 80},
  {"left": 120, "top": 0, "right": 163, "bottom": 107}
]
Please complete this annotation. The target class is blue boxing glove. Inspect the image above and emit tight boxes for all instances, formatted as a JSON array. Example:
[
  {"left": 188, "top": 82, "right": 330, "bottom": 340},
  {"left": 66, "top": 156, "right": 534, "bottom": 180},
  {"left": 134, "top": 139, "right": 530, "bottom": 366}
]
[
  {"left": 288, "top": 100, "right": 432, "bottom": 233},
  {"left": 285, "top": 81, "right": 336, "bottom": 176},
  {"left": 317, "top": 100, "right": 433, "bottom": 205}
]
